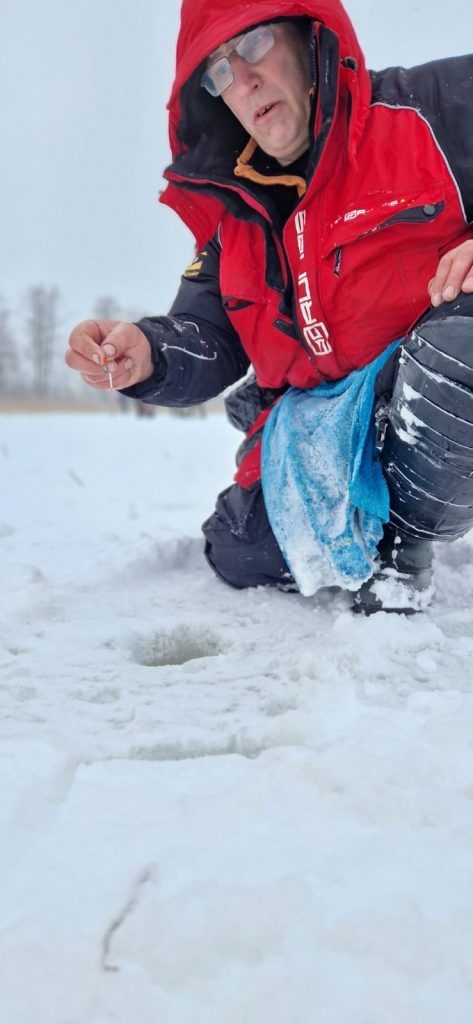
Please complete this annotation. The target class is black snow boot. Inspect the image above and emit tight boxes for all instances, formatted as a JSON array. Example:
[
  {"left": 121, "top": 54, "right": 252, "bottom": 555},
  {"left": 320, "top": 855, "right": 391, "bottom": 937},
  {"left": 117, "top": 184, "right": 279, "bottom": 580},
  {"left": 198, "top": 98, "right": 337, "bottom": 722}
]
[{"left": 352, "top": 525, "right": 434, "bottom": 615}]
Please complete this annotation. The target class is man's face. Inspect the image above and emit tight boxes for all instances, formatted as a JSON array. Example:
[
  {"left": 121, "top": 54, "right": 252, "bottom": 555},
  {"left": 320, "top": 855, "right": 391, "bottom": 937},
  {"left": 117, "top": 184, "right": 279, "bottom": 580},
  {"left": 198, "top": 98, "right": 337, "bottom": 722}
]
[{"left": 207, "top": 22, "right": 312, "bottom": 167}]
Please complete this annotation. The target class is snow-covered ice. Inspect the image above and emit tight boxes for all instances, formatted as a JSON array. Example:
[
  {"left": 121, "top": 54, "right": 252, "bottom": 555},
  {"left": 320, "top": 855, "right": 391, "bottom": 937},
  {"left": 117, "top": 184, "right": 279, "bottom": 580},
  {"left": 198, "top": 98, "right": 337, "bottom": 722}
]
[{"left": 2, "top": 410, "right": 473, "bottom": 1023}]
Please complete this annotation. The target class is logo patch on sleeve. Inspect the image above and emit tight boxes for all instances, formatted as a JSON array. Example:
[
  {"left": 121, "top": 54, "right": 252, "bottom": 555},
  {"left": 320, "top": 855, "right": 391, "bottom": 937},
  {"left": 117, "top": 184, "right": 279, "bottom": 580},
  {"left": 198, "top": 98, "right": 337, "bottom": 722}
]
[{"left": 183, "top": 250, "right": 208, "bottom": 279}]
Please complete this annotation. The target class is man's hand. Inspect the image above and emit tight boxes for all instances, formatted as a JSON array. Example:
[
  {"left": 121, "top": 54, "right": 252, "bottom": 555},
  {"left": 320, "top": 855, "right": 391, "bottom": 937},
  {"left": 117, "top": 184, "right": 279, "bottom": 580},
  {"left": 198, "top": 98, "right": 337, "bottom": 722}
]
[
  {"left": 65, "top": 320, "right": 154, "bottom": 390},
  {"left": 429, "top": 239, "right": 473, "bottom": 307}
]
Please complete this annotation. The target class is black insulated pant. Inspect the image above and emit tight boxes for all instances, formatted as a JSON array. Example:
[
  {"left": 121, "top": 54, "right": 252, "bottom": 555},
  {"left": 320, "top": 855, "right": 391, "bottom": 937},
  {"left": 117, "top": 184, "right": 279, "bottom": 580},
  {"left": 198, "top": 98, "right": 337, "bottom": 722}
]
[
  {"left": 203, "top": 294, "right": 473, "bottom": 588},
  {"left": 203, "top": 482, "right": 294, "bottom": 589}
]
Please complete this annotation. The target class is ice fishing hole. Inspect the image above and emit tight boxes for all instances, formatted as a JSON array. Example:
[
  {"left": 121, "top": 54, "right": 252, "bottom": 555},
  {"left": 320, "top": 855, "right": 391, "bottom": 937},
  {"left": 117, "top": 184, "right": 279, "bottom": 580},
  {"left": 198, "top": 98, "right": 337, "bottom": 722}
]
[{"left": 132, "top": 625, "right": 224, "bottom": 667}]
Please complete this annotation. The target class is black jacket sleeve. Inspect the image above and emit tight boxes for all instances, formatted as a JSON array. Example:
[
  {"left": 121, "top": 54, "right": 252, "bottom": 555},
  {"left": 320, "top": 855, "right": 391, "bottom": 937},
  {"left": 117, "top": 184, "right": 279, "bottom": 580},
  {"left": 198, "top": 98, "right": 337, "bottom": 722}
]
[
  {"left": 120, "top": 235, "right": 250, "bottom": 406},
  {"left": 371, "top": 54, "right": 473, "bottom": 222}
]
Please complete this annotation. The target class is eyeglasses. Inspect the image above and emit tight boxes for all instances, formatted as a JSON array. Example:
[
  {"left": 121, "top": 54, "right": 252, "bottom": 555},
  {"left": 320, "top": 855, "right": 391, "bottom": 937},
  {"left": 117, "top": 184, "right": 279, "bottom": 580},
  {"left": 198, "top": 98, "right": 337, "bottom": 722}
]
[{"left": 201, "top": 24, "right": 275, "bottom": 97}]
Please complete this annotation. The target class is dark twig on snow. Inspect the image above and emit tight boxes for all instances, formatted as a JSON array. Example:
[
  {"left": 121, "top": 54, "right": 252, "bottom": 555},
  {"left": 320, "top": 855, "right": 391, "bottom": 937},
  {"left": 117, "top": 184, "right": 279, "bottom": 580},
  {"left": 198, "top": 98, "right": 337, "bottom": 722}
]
[{"left": 101, "top": 865, "right": 156, "bottom": 972}]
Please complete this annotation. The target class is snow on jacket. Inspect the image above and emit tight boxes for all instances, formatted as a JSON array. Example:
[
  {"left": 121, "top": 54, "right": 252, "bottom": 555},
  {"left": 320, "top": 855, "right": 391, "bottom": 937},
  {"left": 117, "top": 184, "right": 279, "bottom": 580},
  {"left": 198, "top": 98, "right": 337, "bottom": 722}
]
[{"left": 126, "top": 0, "right": 473, "bottom": 409}]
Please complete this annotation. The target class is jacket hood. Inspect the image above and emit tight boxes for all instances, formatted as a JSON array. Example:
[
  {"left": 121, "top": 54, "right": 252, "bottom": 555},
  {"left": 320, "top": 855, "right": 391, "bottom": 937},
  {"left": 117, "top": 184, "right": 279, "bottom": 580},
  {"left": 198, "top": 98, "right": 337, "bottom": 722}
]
[{"left": 167, "top": 0, "right": 371, "bottom": 160}]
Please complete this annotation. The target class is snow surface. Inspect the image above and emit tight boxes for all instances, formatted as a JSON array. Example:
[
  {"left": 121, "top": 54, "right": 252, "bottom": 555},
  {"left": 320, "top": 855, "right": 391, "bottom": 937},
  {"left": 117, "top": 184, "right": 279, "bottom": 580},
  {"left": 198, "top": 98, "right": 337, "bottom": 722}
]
[{"left": 2, "top": 411, "right": 473, "bottom": 1023}]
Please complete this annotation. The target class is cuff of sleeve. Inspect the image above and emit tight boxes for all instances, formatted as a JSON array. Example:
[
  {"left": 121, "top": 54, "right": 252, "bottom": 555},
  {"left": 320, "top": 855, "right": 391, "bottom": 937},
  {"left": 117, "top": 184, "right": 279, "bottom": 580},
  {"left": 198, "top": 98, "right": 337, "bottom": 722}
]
[{"left": 118, "top": 319, "right": 167, "bottom": 400}]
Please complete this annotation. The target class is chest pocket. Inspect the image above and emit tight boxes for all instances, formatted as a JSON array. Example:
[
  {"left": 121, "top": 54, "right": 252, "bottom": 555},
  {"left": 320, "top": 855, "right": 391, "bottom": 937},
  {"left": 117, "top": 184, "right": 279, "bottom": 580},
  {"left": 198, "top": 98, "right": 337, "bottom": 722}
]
[
  {"left": 219, "top": 249, "right": 267, "bottom": 312},
  {"left": 321, "top": 187, "right": 446, "bottom": 257},
  {"left": 219, "top": 208, "right": 281, "bottom": 311},
  {"left": 319, "top": 188, "right": 451, "bottom": 328},
  {"left": 219, "top": 236, "right": 312, "bottom": 387}
]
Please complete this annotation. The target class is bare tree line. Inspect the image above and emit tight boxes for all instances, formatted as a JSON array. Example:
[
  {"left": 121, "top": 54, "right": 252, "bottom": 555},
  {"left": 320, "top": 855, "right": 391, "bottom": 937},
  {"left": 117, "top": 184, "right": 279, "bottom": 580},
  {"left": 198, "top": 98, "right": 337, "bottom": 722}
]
[{"left": 0, "top": 298, "right": 18, "bottom": 390}]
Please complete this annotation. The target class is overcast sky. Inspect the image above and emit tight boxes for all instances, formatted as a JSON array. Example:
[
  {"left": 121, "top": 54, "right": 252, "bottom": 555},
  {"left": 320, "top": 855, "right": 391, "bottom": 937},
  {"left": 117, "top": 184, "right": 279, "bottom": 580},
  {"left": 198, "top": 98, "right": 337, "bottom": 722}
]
[{"left": 1, "top": 0, "right": 470, "bottom": 341}]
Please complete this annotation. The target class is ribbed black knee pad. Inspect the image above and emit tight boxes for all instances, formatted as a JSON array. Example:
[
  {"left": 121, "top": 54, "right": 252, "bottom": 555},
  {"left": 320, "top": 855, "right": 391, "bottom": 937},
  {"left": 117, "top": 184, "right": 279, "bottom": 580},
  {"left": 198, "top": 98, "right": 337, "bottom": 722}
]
[{"left": 381, "top": 294, "right": 473, "bottom": 540}]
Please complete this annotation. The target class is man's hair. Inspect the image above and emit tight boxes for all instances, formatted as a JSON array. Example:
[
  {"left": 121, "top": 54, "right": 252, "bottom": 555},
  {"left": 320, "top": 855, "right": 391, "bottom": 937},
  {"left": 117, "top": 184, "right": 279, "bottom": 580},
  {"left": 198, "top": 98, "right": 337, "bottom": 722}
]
[{"left": 259, "top": 15, "right": 312, "bottom": 38}]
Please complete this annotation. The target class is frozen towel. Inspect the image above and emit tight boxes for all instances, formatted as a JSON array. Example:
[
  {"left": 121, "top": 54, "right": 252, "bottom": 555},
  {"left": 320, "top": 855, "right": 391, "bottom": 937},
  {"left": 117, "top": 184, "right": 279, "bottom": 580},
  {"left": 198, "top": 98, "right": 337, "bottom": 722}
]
[{"left": 261, "top": 343, "right": 399, "bottom": 596}]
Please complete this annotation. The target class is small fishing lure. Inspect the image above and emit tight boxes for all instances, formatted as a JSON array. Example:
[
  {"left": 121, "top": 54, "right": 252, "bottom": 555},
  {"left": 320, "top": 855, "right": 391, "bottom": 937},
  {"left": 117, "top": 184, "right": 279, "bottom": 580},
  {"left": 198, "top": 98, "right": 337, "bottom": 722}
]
[{"left": 100, "top": 354, "right": 114, "bottom": 389}]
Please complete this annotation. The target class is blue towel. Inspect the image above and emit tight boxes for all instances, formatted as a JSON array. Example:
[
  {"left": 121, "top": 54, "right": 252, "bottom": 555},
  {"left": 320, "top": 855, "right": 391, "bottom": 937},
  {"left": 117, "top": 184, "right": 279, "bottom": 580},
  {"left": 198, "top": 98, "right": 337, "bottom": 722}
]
[{"left": 261, "top": 343, "right": 400, "bottom": 595}]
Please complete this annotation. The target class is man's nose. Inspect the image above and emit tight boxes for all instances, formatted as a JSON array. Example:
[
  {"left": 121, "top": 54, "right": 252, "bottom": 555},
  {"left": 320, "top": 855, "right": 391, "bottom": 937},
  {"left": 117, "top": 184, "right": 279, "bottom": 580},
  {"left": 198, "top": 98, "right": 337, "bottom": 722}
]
[{"left": 230, "top": 55, "right": 261, "bottom": 93}]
